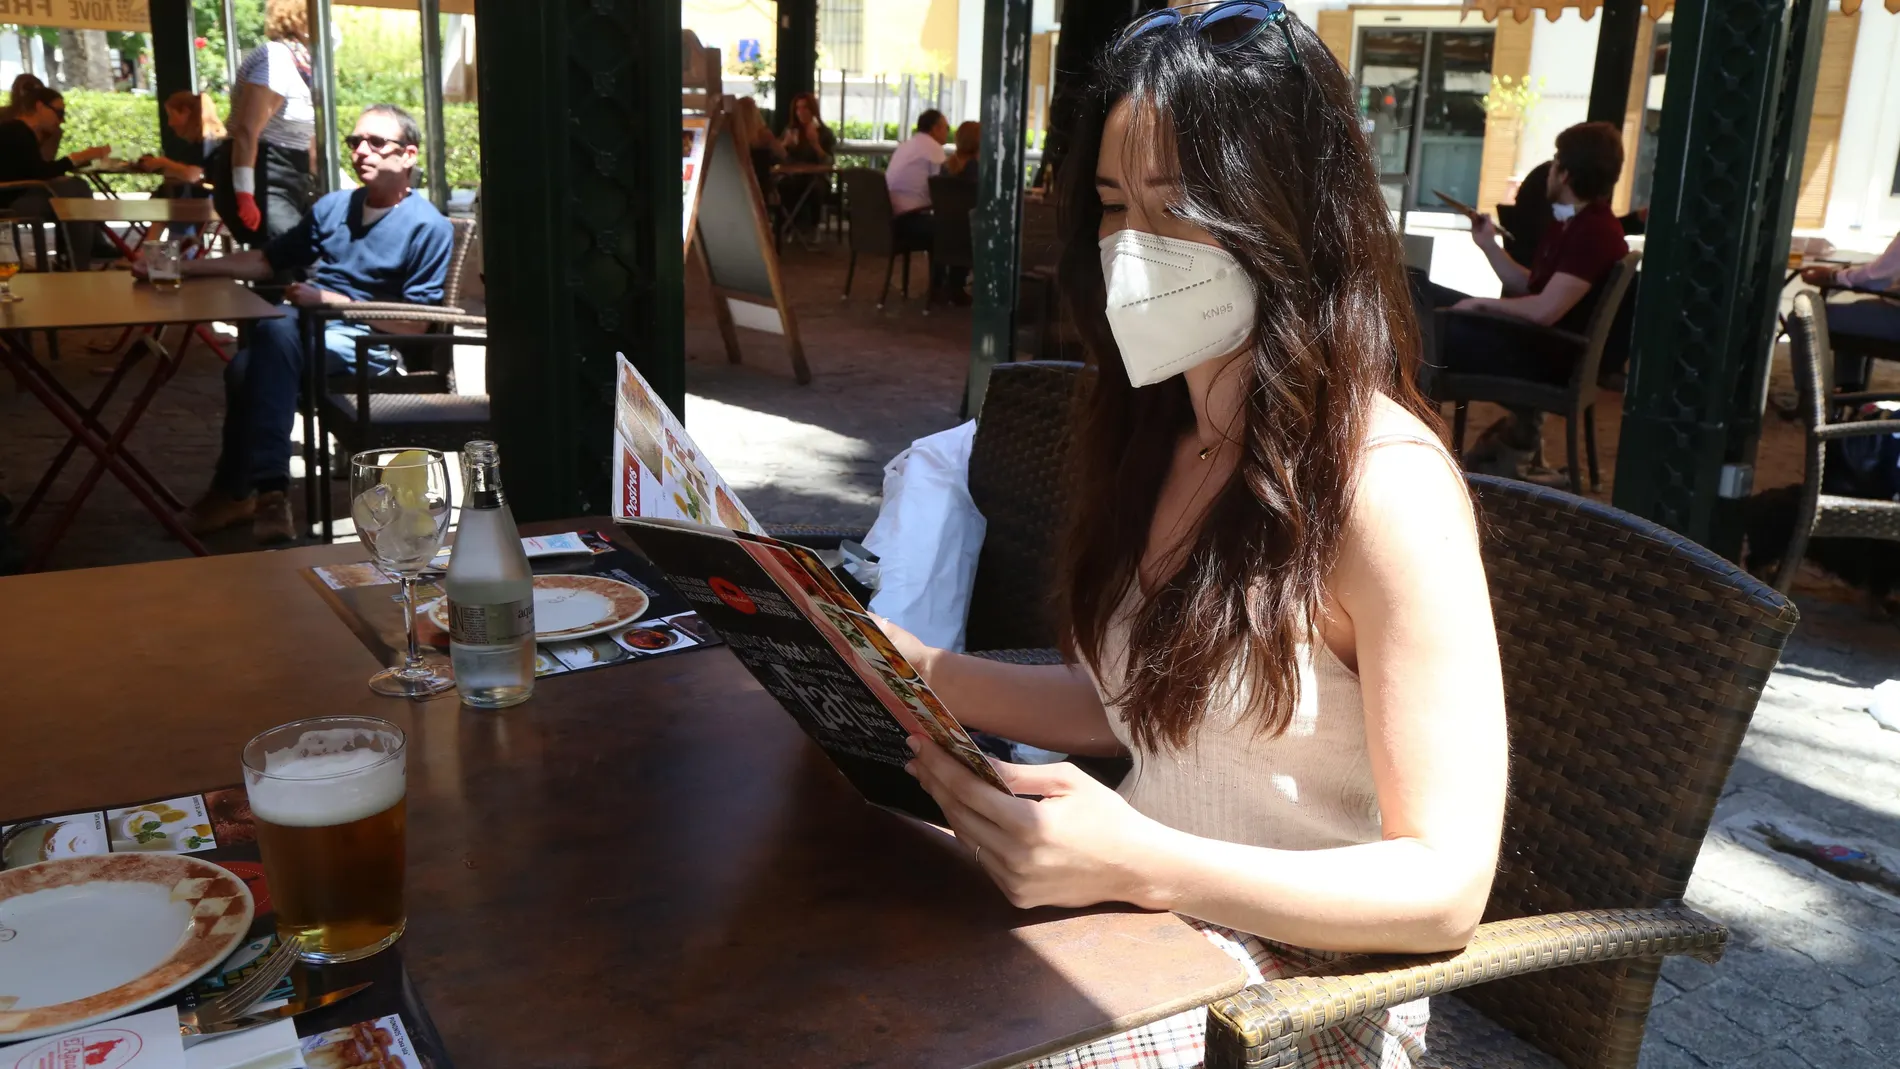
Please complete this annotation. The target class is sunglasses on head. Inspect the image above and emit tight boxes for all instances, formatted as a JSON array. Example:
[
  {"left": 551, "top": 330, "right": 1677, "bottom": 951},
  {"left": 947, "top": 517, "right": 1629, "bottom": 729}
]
[
  {"left": 345, "top": 133, "right": 410, "bottom": 152},
  {"left": 1116, "top": 0, "right": 1302, "bottom": 69}
]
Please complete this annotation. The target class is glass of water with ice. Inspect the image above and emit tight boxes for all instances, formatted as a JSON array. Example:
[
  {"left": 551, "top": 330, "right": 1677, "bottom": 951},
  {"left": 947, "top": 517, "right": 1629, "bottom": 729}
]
[{"left": 350, "top": 448, "right": 455, "bottom": 698}]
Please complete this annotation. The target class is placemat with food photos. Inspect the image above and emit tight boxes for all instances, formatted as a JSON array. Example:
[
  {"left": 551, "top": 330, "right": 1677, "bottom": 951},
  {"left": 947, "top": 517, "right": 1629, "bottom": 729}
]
[
  {"left": 0, "top": 788, "right": 455, "bottom": 1068},
  {"left": 304, "top": 529, "right": 721, "bottom": 679}
]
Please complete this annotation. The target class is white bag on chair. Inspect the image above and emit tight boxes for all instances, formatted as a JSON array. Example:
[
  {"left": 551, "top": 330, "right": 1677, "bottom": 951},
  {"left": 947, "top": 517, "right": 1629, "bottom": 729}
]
[{"left": 863, "top": 421, "right": 986, "bottom": 653}]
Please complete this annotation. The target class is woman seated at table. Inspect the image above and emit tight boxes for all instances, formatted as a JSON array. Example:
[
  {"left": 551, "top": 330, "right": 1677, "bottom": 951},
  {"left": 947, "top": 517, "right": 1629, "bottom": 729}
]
[
  {"left": 0, "top": 86, "right": 113, "bottom": 268},
  {"left": 942, "top": 120, "right": 981, "bottom": 182},
  {"left": 778, "top": 91, "right": 835, "bottom": 235},
  {"left": 139, "top": 91, "right": 228, "bottom": 189},
  {"left": 877, "top": 7, "right": 1506, "bottom": 1067}
]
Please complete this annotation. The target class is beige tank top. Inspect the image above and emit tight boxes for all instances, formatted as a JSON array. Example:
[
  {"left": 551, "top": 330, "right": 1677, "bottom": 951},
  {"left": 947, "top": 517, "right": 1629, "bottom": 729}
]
[{"left": 1094, "top": 432, "right": 1456, "bottom": 852}]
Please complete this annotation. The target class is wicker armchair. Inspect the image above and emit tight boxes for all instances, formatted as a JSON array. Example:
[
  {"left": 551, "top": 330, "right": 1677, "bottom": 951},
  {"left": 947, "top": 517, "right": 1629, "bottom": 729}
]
[
  {"left": 1205, "top": 474, "right": 1798, "bottom": 1069},
  {"left": 1774, "top": 292, "right": 1900, "bottom": 593}
]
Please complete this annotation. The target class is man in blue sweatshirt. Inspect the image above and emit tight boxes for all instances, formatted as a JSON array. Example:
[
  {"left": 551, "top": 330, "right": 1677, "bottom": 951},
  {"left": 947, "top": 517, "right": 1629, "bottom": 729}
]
[{"left": 137, "top": 104, "right": 454, "bottom": 544}]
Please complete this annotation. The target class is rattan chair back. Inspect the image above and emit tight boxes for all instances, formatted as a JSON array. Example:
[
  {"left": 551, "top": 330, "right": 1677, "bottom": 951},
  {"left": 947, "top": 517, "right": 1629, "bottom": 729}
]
[
  {"left": 1462, "top": 474, "right": 1797, "bottom": 1068},
  {"left": 443, "top": 216, "right": 477, "bottom": 312},
  {"left": 842, "top": 169, "right": 895, "bottom": 257},
  {"left": 963, "top": 360, "right": 1085, "bottom": 653}
]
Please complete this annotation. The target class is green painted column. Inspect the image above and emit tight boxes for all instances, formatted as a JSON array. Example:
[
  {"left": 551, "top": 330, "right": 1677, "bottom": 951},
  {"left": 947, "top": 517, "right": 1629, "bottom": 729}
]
[
  {"left": 1042, "top": 0, "right": 1154, "bottom": 181},
  {"left": 474, "top": 1, "right": 683, "bottom": 522},
  {"left": 964, "top": 0, "right": 1034, "bottom": 418},
  {"left": 149, "top": 0, "right": 196, "bottom": 163},
  {"left": 1612, "top": 0, "right": 1809, "bottom": 552},
  {"left": 774, "top": 0, "right": 817, "bottom": 130},
  {"left": 1585, "top": 0, "right": 1643, "bottom": 125}
]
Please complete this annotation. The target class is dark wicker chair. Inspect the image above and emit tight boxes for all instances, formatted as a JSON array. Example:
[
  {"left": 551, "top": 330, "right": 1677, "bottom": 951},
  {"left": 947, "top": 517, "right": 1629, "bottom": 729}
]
[
  {"left": 1430, "top": 251, "right": 1642, "bottom": 494},
  {"left": 925, "top": 174, "right": 975, "bottom": 312},
  {"left": 301, "top": 306, "right": 491, "bottom": 542},
  {"left": 1774, "top": 292, "right": 1900, "bottom": 593},
  {"left": 1206, "top": 474, "right": 1798, "bottom": 1069},
  {"left": 840, "top": 168, "right": 931, "bottom": 308}
]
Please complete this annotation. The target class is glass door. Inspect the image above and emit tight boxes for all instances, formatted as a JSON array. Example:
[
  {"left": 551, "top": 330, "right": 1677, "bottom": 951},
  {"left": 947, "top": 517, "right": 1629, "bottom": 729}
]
[
  {"left": 1356, "top": 29, "right": 1425, "bottom": 213},
  {"left": 1355, "top": 27, "right": 1495, "bottom": 213}
]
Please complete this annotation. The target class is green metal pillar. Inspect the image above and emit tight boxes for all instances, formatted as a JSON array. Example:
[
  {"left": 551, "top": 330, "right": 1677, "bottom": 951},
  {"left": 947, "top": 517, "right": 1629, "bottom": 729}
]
[
  {"left": 775, "top": 0, "right": 817, "bottom": 130},
  {"left": 150, "top": 0, "right": 196, "bottom": 163},
  {"left": 1718, "top": 0, "right": 1828, "bottom": 556},
  {"left": 964, "top": 0, "right": 1034, "bottom": 417},
  {"left": 474, "top": 1, "right": 683, "bottom": 523},
  {"left": 419, "top": 0, "right": 449, "bottom": 213},
  {"left": 1585, "top": 0, "right": 1642, "bottom": 125},
  {"left": 1612, "top": 0, "right": 1812, "bottom": 553}
]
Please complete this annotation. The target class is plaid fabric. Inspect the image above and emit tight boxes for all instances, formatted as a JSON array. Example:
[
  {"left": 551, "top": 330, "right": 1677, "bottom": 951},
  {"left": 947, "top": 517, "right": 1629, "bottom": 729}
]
[{"left": 1023, "top": 922, "right": 1430, "bottom": 1069}]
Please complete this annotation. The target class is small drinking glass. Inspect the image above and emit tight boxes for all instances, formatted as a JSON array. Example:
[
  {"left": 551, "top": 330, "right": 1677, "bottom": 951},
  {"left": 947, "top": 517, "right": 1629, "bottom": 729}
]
[
  {"left": 145, "top": 239, "right": 182, "bottom": 291},
  {"left": 350, "top": 448, "right": 455, "bottom": 698},
  {"left": 0, "top": 228, "right": 24, "bottom": 303}
]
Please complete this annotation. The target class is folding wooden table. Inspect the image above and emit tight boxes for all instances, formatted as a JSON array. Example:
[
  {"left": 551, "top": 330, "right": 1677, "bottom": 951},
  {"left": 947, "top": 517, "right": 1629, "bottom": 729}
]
[
  {"left": 50, "top": 196, "right": 219, "bottom": 259},
  {"left": 0, "top": 272, "right": 281, "bottom": 568}
]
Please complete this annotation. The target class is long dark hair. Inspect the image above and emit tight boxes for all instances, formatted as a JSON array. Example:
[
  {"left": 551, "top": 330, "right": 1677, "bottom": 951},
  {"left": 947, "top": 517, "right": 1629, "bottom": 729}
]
[{"left": 1055, "top": 12, "right": 1437, "bottom": 751}]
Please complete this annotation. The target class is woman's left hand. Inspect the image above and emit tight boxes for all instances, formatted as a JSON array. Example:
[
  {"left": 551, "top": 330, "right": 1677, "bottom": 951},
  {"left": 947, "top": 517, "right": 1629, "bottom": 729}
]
[{"left": 906, "top": 735, "right": 1168, "bottom": 910}]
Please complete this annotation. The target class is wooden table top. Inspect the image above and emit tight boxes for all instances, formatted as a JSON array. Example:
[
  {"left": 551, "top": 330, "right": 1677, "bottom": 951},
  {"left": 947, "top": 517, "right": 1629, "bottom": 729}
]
[
  {"left": 49, "top": 197, "right": 216, "bottom": 224},
  {"left": 0, "top": 273, "right": 280, "bottom": 331},
  {"left": 0, "top": 532, "right": 1246, "bottom": 1068}
]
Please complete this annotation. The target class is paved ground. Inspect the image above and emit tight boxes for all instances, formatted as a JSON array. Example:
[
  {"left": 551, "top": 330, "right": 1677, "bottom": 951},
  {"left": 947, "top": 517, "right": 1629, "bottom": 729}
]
[{"left": 3, "top": 238, "right": 1898, "bottom": 1067}]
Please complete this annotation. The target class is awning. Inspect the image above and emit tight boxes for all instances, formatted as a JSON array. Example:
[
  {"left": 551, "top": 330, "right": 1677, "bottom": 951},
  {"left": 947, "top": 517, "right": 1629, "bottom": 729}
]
[
  {"left": 0, "top": 0, "right": 471, "bottom": 35},
  {"left": 1462, "top": 0, "right": 1896, "bottom": 20}
]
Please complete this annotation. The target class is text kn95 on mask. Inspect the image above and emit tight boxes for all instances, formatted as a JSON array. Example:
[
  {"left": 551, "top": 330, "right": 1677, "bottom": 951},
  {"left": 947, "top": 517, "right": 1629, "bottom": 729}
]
[{"left": 1099, "top": 230, "right": 1255, "bottom": 387}]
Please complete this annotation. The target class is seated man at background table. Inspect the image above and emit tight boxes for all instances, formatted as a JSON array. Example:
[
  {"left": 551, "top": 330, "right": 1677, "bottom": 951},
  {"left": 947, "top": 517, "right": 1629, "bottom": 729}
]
[
  {"left": 1802, "top": 232, "right": 1900, "bottom": 387},
  {"left": 0, "top": 86, "right": 113, "bottom": 268},
  {"left": 886, "top": 109, "right": 964, "bottom": 303},
  {"left": 133, "top": 104, "right": 453, "bottom": 545}
]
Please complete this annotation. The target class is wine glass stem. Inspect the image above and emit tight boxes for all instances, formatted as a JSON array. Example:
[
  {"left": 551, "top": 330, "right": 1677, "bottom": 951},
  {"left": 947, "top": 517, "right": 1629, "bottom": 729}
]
[{"left": 401, "top": 576, "right": 424, "bottom": 672}]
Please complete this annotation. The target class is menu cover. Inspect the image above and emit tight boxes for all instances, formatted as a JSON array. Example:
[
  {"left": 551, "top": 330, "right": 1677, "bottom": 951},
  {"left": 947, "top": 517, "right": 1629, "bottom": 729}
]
[
  {"left": 623, "top": 518, "right": 1009, "bottom": 825},
  {"left": 611, "top": 352, "right": 763, "bottom": 534},
  {"left": 608, "top": 355, "right": 1009, "bottom": 824}
]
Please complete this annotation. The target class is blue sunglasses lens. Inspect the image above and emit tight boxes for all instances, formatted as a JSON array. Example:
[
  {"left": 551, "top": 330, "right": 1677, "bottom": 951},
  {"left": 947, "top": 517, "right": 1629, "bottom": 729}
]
[
  {"left": 1119, "top": 9, "right": 1181, "bottom": 47},
  {"left": 1199, "top": 2, "right": 1277, "bottom": 49}
]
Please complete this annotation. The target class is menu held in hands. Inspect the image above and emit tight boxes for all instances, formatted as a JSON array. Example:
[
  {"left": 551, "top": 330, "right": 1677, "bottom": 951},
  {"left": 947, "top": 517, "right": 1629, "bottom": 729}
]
[{"left": 610, "top": 354, "right": 1011, "bottom": 825}]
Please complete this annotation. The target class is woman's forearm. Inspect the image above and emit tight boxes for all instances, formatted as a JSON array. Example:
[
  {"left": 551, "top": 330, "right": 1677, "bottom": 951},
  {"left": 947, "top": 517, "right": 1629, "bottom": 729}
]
[
  {"left": 920, "top": 650, "right": 1122, "bottom": 756},
  {"left": 1135, "top": 828, "right": 1492, "bottom": 954}
]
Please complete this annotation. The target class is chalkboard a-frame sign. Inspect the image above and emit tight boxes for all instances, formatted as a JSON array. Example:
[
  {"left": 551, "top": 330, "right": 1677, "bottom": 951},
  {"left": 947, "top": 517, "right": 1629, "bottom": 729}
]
[{"left": 689, "top": 108, "right": 813, "bottom": 385}]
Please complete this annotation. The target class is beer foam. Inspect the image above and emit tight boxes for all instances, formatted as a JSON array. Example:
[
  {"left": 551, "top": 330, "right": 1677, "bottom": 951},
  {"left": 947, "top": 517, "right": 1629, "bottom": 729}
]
[{"left": 250, "top": 732, "right": 405, "bottom": 828}]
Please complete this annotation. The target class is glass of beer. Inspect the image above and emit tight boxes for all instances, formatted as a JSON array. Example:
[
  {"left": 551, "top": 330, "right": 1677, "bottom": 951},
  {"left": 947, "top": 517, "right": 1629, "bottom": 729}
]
[
  {"left": 242, "top": 716, "right": 408, "bottom": 963},
  {"left": 145, "top": 239, "right": 182, "bottom": 291},
  {"left": 0, "top": 228, "right": 23, "bottom": 303}
]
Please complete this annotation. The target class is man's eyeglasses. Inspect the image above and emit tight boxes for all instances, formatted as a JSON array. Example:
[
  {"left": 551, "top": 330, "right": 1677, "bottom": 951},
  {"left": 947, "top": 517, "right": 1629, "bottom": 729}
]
[
  {"left": 1115, "top": 1, "right": 1302, "bottom": 70},
  {"left": 345, "top": 133, "right": 411, "bottom": 153},
  {"left": 48, "top": 108, "right": 65, "bottom": 124}
]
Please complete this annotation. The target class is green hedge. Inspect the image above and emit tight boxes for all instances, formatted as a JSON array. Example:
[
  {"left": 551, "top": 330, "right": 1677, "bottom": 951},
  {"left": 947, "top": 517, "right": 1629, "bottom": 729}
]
[{"left": 60, "top": 89, "right": 482, "bottom": 194}]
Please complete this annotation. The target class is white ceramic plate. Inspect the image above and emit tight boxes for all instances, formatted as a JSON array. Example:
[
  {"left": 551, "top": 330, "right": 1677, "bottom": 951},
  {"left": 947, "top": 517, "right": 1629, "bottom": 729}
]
[
  {"left": 0, "top": 853, "right": 254, "bottom": 1042},
  {"left": 428, "top": 575, "right": 650, "bottom": 643}
]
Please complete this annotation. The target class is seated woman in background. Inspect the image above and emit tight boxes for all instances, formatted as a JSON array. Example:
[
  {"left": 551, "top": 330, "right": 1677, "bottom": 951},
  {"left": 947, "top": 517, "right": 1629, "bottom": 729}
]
[
  {"left": 140, "top": 92, "right": 228, "bottom": 189},
  {"left": 942, "top": 120, "right": 981, "bottom": 181},
  {"left": 878, "top": 6, "right": 1506, "bottom": 1066},
  {"left": 733, "top": 96, "right": 785, "bottom": 200},
  {"left": 778, "top": 91, "right": 834, "bottom": 234}
]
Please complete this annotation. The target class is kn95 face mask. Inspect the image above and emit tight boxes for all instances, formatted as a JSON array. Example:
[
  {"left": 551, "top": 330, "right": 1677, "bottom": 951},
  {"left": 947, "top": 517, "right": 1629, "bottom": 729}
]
[{"left": 1099, "top": 230, "right": 1256, "bottom": 387}]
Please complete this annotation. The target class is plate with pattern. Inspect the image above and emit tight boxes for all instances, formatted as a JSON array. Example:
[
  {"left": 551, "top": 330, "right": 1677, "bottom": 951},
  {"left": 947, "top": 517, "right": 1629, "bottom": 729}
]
[
  {"left": 0, "top": 853, "right": 254, "bottom": 1041},
  {"left": 427, "top": 574, "right": 650, "bottom": 643}
]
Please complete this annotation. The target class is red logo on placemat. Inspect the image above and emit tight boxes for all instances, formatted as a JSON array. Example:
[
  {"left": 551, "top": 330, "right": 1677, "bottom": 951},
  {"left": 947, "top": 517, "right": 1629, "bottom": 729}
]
[
  {"left": 709, "top": 577, "right": 757, "bottom": 615},
  {"left": 11, "top": 1028, "right": 142, "bottom": 1069},
  {"left": 214, "top": 859, "right": 271, "bottom": 917}
]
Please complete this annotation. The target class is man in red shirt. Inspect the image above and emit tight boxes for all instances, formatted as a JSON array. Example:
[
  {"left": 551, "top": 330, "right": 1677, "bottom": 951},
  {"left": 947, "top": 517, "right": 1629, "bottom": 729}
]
[{"left": 1414, "top": 122, "right": 1630, "bottom": 468}]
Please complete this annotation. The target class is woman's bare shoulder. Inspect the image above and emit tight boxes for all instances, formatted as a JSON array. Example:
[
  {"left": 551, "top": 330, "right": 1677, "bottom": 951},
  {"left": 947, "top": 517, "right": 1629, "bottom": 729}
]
[{"left": 1348, "top": 394, "right": 1473, "bottom": 545}]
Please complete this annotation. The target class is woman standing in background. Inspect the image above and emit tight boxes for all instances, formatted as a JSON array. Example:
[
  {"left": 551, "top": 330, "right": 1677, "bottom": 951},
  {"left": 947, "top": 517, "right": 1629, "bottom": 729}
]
[{"left": 212, "top": 0, "right": 315, "bottom": 246}]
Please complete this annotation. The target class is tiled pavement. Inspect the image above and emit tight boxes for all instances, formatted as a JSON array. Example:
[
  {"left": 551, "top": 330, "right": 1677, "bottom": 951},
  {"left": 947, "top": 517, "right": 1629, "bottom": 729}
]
[{"left": 4, "top": 240, "right": 1899, "bottom": 1066}]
